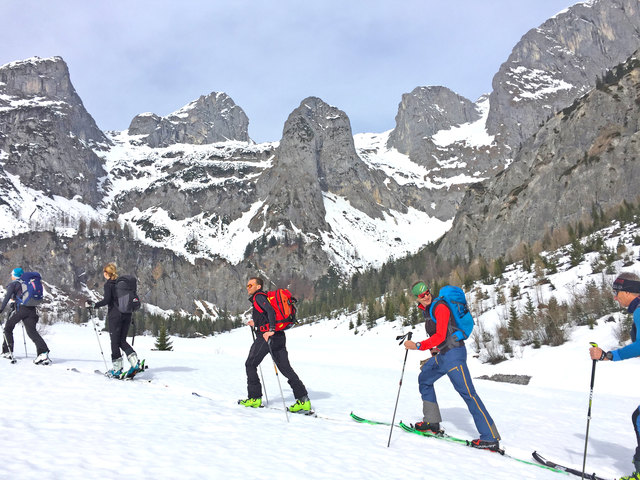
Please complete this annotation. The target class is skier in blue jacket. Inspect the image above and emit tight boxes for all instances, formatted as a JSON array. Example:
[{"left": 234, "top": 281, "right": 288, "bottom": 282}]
[{"left": 589, "top": 272, "right": 640, "bottom": 480}]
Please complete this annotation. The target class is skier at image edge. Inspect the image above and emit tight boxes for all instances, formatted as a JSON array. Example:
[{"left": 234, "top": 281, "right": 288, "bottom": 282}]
[
  {"left": 86, "top": 263, "right": 142, "bottom": 378},
  {"left": 0, "top": 267, "right": 50, "bottom": 364},
  {"left": 238, "top": 276, "right": 311, "bottom": 412},
  {"left": 403, "top": 281, "right": 501, "bottom": 450},
  {"left": 589, "top": 271, "right": 640, "bottom": 480}
]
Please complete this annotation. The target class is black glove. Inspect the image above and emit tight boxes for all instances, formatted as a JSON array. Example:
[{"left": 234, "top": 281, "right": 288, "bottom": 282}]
[{"left": 85, "top": 301, "right": 94, "bottom": 309}]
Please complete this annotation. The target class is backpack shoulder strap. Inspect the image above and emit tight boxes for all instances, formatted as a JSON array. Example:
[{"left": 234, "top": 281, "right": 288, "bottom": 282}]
[
  {"left": 428, "top": 298, "right": 447, "bottom": 320},
  {"left": 429, "top": 298, "right": 463, "bottom": 342},
  {"left": 253, "top": 291, "right": 268, "bottom": 313}
]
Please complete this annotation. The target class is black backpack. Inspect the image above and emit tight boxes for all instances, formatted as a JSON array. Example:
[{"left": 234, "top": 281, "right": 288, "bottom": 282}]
[{"left": 114, "top": 275, "right": 141, "bottom": 313}]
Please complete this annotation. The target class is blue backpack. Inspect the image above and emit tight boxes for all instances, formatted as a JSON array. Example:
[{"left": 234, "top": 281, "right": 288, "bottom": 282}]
[
  {"left": 429, "top": 285, "right": 474, "bottom": 341},
  {"left": 18, "top": 272, "right": 44, "bottom": 307}
]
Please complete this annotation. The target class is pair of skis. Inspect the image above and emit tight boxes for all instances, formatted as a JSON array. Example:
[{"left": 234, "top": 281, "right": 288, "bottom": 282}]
[
  {"left": 67, "top": 362, "right": 148, "bottom": 381},
  {"left": 351, "top": 413, "right": 612, "bottom": 479}
]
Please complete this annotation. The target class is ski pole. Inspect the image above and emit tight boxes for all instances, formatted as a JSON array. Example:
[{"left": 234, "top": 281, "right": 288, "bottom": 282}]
[
  {"left": 89, "top": 307, "right": 109, "bottom": 371},
  {"left": 250, "top": 326, "right": 269, "bottom": 406},
  {"left": 21, "top": 322, "right": 28, "bottom": 357},
  {"left": 266, "top": 337, "right": 289, "bottom": 423},
  {"left": 582, "top": 341, "right": 598, "bottom": 479},
  {"left": 388, "top": 331, "right": 413, "bottom": 447}
]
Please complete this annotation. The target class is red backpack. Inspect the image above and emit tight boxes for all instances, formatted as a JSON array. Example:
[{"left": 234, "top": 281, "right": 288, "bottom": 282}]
[{"left": 254, "top": 288, "right": 297, "bottom": 331}]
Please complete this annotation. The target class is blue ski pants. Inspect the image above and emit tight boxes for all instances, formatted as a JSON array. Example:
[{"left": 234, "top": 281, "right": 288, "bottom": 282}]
[{"left": 418, "top": 344, "right": 500, "bottom": 441}]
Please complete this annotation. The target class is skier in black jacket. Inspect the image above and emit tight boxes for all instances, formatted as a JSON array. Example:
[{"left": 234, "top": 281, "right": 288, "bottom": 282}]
[
  {"left": 238, "top": 276, "right": 311, "bottom": 412},
  {"left": 0, "top": 267, "right": 50, "bottom": 364},
  {"left": 87, "top": 263, "right": 140, "bottom": 377}
]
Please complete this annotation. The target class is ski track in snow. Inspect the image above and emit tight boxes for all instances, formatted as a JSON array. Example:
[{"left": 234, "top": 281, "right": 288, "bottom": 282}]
[{"left": 0, "top": 317, "right": 637, "bottom": 479}]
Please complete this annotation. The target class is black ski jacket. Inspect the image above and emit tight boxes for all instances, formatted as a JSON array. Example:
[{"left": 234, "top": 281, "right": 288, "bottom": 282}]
[
  {"left": 0, "top": 280, "right": 21, "bottom": 313},
  {"left": 94, "top": 279, "right": 121, "bottom": 321}
]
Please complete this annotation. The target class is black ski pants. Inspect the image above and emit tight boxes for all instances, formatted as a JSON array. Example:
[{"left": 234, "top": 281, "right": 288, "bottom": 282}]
[
  {"left": 2, "top": 306, "right": 49, "bottom": 355},
  {"left": 108, "top": 311, "right": 135, "bottom": 361},
  {"left": 245, "top": 331, "right": 308, "bottom": 400}
]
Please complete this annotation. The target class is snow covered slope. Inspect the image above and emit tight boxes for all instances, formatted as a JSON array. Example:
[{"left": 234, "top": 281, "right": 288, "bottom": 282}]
[{"left": 0, "top": 311, "right": 636, "bottom": 480}]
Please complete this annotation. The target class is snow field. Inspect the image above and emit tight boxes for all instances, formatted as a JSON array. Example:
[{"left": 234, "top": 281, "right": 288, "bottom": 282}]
[{"left": 0, "top": 316, "right": 637, "bottom": 479}]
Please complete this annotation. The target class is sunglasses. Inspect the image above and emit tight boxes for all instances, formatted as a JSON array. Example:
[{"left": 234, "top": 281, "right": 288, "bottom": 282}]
[
  {"left": 418, "top": 290, "right": 430, "bottom": 299},
  {"left": 246, "top": 283, "right": 255, "bottom": 289}
]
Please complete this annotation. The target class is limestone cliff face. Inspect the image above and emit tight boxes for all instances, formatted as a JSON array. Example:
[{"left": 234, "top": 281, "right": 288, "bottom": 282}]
[
  {"left": 438, "top": 51, "right": 640, "bottom": 262},
  {"left": 486, "top": 0, "right": 640, "bottom": 148}
]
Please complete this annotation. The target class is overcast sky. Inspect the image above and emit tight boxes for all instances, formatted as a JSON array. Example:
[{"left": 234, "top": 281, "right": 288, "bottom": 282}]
[{"left": 1, "top": 0, "right": 578, "bottom": 143}]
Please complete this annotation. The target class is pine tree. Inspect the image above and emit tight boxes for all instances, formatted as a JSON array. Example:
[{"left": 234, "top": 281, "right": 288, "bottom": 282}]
[
  {"left": 154, "top": 323, "right": 173, "bottom": 351},
  {"left": 384, "top": 297, "right": 395, "bottom": 322},
  {"left": 569, "top": 238, "right": 585, "bottom": 267},
  {"left": 508, "top": 304, "right": 522, "bottom": 340},
  {"left": 366, "top": 299, "right": 378, "bottom": 330}
]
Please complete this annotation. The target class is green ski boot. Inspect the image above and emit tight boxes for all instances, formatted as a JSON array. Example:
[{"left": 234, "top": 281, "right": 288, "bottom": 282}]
[
  {"left": 238, "top": 398, "right": 262, "bottom": 408},
  {"left": 288, "top": 396, "right": 311, "bottom": 413}
]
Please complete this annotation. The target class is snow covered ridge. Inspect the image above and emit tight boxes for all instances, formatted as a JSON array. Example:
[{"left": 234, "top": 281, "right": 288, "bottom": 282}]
[
  {"left": 0, "top": 55, "right": 63, "bottom": 70},
  {"left": 505, "top": 66, "right": 575, "bottom": 102},
  {"left": 431, "top": 96, "right": 495, "bottom": 148},
  {"left": 0, "top": 169, "right": 100, "bottom": 239},
  {"left": 354, "top": 130, "right": 486, "bottom": 190},
  {"left": 0, "top": 94, "right": 67, "bottom": 113},
  {"left": 320, "top": 192, "right": 452, "bottom": 276}
]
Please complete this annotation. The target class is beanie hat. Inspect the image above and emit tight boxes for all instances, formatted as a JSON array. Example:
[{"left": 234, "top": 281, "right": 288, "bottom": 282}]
[
  {"left": 613, "top": 276, "right": 640, "bottom": 294},
  {"left": 411, "top": 281, "right": 428, "bottom": 297},
  {"left": 12, "top": 267, "right": 23, "bottom": 278}
]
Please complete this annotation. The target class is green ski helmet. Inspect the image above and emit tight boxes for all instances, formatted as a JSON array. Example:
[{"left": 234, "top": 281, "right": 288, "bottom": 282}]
[{"left": 411, "top": 281, "right": 428, "bottom": 297}]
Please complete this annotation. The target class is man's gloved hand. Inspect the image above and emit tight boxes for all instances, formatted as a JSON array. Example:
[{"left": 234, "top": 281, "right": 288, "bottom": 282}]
[{"left": 85, "top": 300, "right": 94, "bottom": 309}]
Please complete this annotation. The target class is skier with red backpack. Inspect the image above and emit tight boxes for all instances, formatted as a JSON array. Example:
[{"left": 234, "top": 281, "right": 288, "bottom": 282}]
[
  {"left": 404, "top": 281, "right": 500, "bottom": 450},
  {"left": 0, "top": 267, "right": 50, "bottom": 364},
  {"left": 238, "top": 276, "right": 311, "bottom": 413}
]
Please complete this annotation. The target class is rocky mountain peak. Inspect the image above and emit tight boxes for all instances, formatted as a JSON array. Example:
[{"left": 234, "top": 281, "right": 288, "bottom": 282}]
[
  {"left": 0, "top": 56, "right": 107, "bottom": 207},
  {"left": 0, "top": 56, "right": 108, "bottom": 145},
  {"left": 387, "top": 86, "right": 480, "bottom": 160},
  {"left": 270, "top": 97, "right": 405, "bottom": 222},
  {"left": 128, "top": 91, "right": 250, "bottom": 147}
]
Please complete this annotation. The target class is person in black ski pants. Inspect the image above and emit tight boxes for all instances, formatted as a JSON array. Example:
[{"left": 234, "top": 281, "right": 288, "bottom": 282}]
[
  {"left": 88, "top": 263, "right": 139, "bottom": 376},
  {"left": 239, "top": 276, "right": 311, "bottom": 412},
  {"left": 0, "top": 267, "right": 50, "bottom": 364}
]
